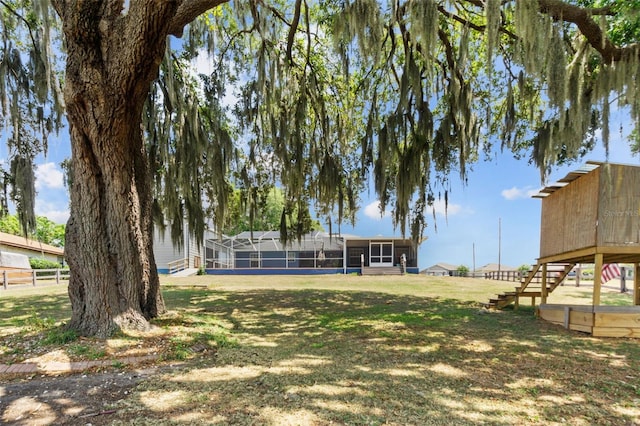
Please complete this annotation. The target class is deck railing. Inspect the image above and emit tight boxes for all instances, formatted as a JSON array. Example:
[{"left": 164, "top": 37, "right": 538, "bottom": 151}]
[{"left": 167, "top": 258, "right": 188, "bottom": 274}]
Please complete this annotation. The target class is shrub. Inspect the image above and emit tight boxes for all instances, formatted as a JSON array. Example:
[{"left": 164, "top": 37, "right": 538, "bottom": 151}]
[
  {"left": 456, "top": 265, "right": 469, "bottom": 277},
  {"left": 29, "top": 257, "right": 62, "bottom": 269}
]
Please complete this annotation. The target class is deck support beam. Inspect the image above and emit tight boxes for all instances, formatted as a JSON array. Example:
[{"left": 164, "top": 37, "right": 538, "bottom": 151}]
[
  {"left": 635, "top": 263, "right": 640, "bottom": 306},
  {"left": 593, "top": 253, "right": 603, "bottom": 306},
  {"left": 541, "top": 263, "right": 548, "bottom": 305}
]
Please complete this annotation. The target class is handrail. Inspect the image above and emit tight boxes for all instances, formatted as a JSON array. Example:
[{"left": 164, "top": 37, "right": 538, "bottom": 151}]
[{"left": 167, "top": 258, "right": 188, "bottom": 274}]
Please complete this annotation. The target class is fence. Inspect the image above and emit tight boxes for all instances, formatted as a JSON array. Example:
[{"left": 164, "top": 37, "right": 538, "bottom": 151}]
[
  {"left": 2, "top": 269, "right": 70, "bottom": 289},
  {"left": 484, "top": 270, "right": 524, "bottom": 281}
]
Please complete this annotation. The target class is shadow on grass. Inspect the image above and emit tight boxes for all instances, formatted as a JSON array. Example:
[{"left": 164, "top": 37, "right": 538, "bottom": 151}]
[
  {"left": 128, "top": 287, "right": 640, "bottom": 425},
  {"left": 2, "top": 286, "right": 639, "bottom": 425}
]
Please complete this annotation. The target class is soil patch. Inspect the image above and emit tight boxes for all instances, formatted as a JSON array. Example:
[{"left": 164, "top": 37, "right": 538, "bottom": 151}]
[{"left": 1, "top": 367, "right": 162, "bottom": 425}]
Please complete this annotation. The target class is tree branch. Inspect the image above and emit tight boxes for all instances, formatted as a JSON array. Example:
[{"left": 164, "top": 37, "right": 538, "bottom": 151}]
[
  {"left": 168, "top": 0, "right": 230, "bottom": 37},
  {"left": 0, "top": 0, "right": 39, "bottom": 49},
  {"left": 437, "top": 4, "right": 517, "bottom": 41},
  {"left": 537, "top": 0, "right": 639, "bottom": 63},
  {"left": 287, "top": 0, "right": 303, "bottom": 64}
]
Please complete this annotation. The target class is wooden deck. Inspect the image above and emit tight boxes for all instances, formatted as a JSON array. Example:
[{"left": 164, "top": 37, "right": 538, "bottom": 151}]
[
  {"left": 484, "top": 258, "right": 640, "bottom": 338},
  {"left": 538, "top": 304, "right": 640, "bottom": 338}
]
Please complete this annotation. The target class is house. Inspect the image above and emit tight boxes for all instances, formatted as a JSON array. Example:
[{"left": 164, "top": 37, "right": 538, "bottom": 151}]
[
  {"left": 203, "top": 231, "right": 421, "bottom": 275},
  {"left": 421, "top": 262, "right": 458, "bottom": 276},
  {"left": 0, "top": 231, "right": 64, "bottom": 265},
  {"left": 153, "top": 225, "right": 213, "bottom": 274},
  {"left": 476, "top": 263, "right": 517, "bottom": 273}
]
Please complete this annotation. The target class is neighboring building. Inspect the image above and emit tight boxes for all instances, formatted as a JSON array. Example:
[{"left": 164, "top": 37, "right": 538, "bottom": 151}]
[
  {"left": 0, "top": 231, "right": 64, "bottom": 265},
  {"left": 477, "top": 263, "right": 519, "bottom": 280},
  {"left": 204, "top": 231, "right": 420, "bottom": 275},
  {"left": 153, "top": 225, "right": 213, "bottom": 274},
  {"left": 421, "top": 262, "right": 458, "bottom": 276},
  {"left": 476, "top": 263, "right": 518, "bottom": 273}
]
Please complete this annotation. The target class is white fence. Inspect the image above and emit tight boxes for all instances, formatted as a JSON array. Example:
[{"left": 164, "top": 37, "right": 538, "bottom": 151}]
[{"left": 1, "top": 269, "right": 70, "bottom": 289}]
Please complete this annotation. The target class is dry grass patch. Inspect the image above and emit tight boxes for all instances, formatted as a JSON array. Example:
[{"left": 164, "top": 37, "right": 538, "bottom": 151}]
[
  {"left": 108, "top": 284, "right": 640, "bottom": 425},
  {"left": 1, "top": 276, "right": 639, "bottom": 425}
]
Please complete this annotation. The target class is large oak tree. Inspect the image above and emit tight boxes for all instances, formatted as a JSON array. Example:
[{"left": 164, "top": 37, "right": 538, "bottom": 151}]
[{"left": 0, "top": 0, "right": 638, "bottom": 336}]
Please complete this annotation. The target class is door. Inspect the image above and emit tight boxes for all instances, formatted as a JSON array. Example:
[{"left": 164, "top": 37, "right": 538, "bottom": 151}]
[{"left": 370, "top": 242, "right": 393, "bottom": 267}]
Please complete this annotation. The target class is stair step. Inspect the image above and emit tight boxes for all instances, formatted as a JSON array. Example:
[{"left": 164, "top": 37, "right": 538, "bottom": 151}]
[
  {"left": 487, "top": 261, "right": 575, "bottom": 310},
  {"left": 361, "top": 266, "right": 403, "bottom": 276}
]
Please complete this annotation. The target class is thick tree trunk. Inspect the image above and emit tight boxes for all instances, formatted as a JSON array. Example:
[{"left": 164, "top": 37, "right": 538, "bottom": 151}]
[
  {"left": 55, "top": 2, "right": 176, "bottom": 337},
  {"left": 63, "top": 77, "right": 166, "bottom": 336},
  {"left": 64, "top": 110, "right": 165, "bottom": 337},
  {"left": 51, "top": 0, "right": 229, "bottom": 337}
]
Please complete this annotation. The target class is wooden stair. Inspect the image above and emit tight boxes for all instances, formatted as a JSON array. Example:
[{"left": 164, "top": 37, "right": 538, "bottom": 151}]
[
  {"left": 484, "top": 262, "right": 575, "bottom": 309},
  {"left": 361, "top": 266, "right": 404, "bottom": 276}
]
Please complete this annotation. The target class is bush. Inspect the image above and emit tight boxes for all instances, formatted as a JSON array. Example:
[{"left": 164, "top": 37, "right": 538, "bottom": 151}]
[
  {"left": 29, "top": 257, "right": 63, "bottom": 269},
  {"left": 456, "top": 265, "right": 469, "bottom": 277}
]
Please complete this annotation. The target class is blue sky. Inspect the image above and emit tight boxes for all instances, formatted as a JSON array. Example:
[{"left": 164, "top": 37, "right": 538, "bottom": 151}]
[
  {"left": 21, "top": 118, "right": 637, "bottom": 272},
  {"left": 341, "top": 126, "right": 638, "bottom": 271}
]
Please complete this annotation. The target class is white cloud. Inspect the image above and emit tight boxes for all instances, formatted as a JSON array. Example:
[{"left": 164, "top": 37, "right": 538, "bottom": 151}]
[
  {"left": 501, "top": 186, "right": 540, "bottom": 200},
  {"left": 363, "top": 200, "right": 391, "bottom": 220},
  {"left": 35, "top": 162, "right": 65, "bottom": 190},
  {"left": 35, "top": 200, "right": 69, "bottom": 224},
  {"left": 432, "top": 199, "right": 462, "bottom": 216},
  {"left": 364, "top": 199, "right": 465, "bottom": 220},
  {"left": 42, "top": 209, "right": 69, "bottom": 225}
]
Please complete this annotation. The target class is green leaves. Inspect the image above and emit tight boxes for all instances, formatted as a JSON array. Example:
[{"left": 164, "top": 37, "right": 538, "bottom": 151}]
[{"left": 2, "top": 0, "right": 640, "bottom": 249}]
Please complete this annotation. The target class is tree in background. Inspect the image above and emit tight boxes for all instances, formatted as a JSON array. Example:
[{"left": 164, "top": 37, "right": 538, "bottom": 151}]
[
  {"left": 34, "top": 215, "right": 65, "bottom": 247},
  {"left": 222, "top": 187, "right": 324, "bottom": 236},
  {"left": 518, "top": 264, "right": 532, "bottom": 275},
  {"left": 0, "top": 215, "right": 21, "bottom": 236},
  {"left": 0, "top": 214, "right": 65, "bottom": 247},
  {"left": 456, "top": 265, "right": 470, "bottom": 277},
  {"left": 0, "top": 1, "right": 638, "bottom": 336}
]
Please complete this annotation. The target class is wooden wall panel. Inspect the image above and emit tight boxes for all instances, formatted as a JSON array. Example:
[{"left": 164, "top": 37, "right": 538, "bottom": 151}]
[
  {"left": 539, "top": 168, "right": 599, "bottom": 257},
  {"left": 539, "top": 188, "right": 566, "bottom": 258},
  {"left": 563, "top": 168, "right": 599, "bottom": 252},
  {"left": 597, "top": 164, "right": 640, "bottom": 247}
]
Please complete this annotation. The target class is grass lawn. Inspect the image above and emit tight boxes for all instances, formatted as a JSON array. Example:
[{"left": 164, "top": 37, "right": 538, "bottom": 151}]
[{"left": 1, "top": 275, "right": 639, "bottom": 425}]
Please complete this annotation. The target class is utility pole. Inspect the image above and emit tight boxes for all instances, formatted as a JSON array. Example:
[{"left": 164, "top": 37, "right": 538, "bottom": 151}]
[
  {"left": 473, "top": 242, "right": 476, "bottom": 278},
  {"left": 498, "top": 217, "right": 501, "bottom": 276}
]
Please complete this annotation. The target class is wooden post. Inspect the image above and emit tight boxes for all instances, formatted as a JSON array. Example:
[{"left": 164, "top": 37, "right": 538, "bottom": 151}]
[
  {"left": 576, "top": 264, "right": 581, "bottom": 287},
  {"left": 56, "top": 269, "right": 61, "bottom": 284},
  {"left": 593, "top": 253, "right": 603, "bottom": 306},
  {"left": 2, "top": 270, "right": 6, "bottom": 290},
  {"left": 541, "top": 263, "right": 548, "bottom": 304},
  {"left": 32, "top": 270, "right": 37, "bottom": 287},
  {"left": 634, "top": 263, "right": 640, "bottom": 306}
]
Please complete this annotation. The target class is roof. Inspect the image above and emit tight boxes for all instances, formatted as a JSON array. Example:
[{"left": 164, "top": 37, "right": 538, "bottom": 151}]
[
  {"left": 215, "top": 231, "right": 344, "bottom": 252},
  {"left": 476, "top": 263, "right": 518, "bottom": 272},
  {"left": 531, "top": 160, "right": 640, "bottom": 198},
  {"left": 424, "top": 262, "right": 459, "bottom": 271},
  {"left": 213, "top": 231, "right": 419, "bottom": 252},
  {"left": 0, "top": 231, "right": 64, "bottom": 256}
]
